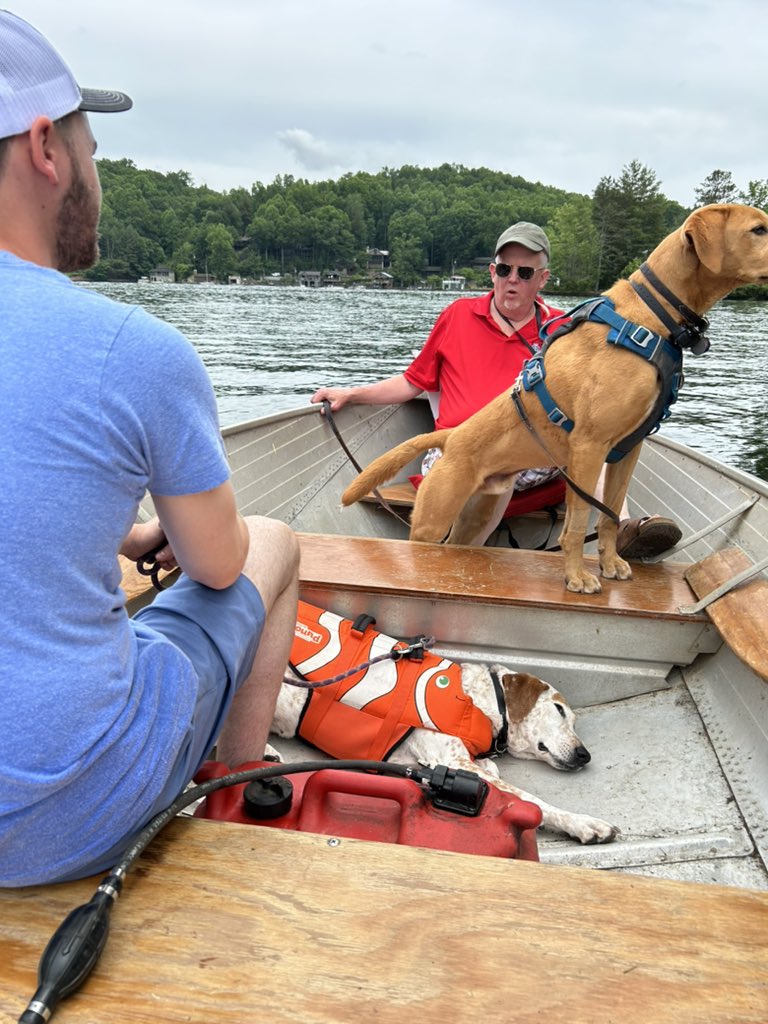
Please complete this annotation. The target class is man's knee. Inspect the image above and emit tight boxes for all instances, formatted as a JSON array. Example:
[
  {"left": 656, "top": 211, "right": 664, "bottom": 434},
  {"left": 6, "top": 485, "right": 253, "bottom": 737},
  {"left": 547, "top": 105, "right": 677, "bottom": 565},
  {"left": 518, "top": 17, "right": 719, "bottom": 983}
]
[{"left": 241, "top": 516, "right": 299, "bottom": 605}]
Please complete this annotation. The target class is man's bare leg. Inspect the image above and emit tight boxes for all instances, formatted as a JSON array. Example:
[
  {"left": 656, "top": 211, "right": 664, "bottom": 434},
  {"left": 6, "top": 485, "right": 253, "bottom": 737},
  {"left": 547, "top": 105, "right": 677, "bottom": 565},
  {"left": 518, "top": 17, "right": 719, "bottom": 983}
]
[{"left": 215, "top": 516, "right": 299, "bottom": 766}]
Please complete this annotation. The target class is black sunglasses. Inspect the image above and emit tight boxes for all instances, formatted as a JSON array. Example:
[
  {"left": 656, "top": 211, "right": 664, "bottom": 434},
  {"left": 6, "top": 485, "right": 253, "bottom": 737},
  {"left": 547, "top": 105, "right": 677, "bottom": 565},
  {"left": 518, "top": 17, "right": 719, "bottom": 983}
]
[{"left": 494, "top": 263, "right": 540, "bottom": 281}]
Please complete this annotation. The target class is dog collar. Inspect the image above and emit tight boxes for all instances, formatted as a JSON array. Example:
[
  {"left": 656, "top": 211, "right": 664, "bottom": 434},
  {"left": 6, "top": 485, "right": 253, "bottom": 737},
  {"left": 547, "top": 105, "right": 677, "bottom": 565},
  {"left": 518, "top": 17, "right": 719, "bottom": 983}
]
[
  {"left": 632, "top": 262, "right": 711, "bottom": 355},
  {"left": 489, "top": 668, "right": 509, "bottom": 756}
]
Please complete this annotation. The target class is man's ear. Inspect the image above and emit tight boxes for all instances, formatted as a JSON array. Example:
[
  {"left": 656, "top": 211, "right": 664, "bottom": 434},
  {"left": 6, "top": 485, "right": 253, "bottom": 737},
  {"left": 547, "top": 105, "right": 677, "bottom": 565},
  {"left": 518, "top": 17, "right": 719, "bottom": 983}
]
[{"left": 27, "top": 116, "right": 62, "bottom": 186}]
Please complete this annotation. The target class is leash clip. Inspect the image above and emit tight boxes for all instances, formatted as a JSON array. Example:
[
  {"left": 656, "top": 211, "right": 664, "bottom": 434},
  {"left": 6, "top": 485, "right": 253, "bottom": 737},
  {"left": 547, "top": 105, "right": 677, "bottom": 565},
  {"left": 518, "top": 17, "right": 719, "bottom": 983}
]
[{"left": 391, "top": 635, "right": 435, "bottom": 661}]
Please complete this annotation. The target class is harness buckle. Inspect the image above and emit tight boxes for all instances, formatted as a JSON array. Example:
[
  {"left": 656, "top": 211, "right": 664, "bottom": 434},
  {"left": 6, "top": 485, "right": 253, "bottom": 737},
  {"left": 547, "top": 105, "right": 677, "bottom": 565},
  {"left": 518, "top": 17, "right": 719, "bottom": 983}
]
[
  {"left": 628, "top": 323, "right": 655, "bottom": 349},
  {"left": 548, "top": 407, "right": 570, "bottom": 428},
  {"left": 522, "top": 356, "right": 544, "bottom": 389}
]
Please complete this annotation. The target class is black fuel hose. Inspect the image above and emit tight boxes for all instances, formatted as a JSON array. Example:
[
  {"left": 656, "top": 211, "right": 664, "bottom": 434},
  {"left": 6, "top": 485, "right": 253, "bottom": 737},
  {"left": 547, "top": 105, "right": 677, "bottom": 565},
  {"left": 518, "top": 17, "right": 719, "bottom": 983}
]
[{"left": 18, "top": 758, "right": 484, "bottom": 1023}]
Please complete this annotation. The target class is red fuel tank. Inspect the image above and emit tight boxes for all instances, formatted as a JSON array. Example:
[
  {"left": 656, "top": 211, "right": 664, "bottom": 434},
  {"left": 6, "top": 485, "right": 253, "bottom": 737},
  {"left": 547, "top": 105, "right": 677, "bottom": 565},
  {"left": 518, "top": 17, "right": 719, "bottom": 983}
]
[{"left": 195, "top": 761, "right": 541, "bottom": 862}]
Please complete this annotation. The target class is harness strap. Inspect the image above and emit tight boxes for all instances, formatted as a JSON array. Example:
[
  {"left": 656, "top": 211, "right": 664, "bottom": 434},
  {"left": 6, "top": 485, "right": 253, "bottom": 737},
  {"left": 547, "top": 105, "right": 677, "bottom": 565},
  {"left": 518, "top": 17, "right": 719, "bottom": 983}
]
[
  {"left": 524, "top": 297, "right": 685, "bottom": 465},
  {"left": 367, "top": 658, "right": 422, "bottom": 762},
  {"left": 510, "top": 384, "right": 620, "bottom": 523}
]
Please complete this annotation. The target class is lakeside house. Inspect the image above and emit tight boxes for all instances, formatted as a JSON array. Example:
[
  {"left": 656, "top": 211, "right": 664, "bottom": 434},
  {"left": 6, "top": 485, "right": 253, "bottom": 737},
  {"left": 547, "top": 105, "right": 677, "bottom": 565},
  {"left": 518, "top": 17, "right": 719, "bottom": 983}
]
[
  {"left": 442, "top": 274, "right": 466, "bottom": 291},
  {"left": 149, "top": 266, "right": 175, "bottom": 284}
]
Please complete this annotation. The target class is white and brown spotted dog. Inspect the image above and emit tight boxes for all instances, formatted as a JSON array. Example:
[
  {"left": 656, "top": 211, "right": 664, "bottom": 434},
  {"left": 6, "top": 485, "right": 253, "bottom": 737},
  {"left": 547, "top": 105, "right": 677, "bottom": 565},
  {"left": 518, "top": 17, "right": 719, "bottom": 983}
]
[{"left": 270, "top": 664, "right": 618, "bottom": 845}]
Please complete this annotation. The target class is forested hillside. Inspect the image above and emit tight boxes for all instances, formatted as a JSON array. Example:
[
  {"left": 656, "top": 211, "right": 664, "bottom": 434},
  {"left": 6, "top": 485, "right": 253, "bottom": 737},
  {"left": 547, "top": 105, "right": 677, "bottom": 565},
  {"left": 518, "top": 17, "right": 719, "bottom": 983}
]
[{"left": 90, "top": 160, "right": 766, "bottom": 294}]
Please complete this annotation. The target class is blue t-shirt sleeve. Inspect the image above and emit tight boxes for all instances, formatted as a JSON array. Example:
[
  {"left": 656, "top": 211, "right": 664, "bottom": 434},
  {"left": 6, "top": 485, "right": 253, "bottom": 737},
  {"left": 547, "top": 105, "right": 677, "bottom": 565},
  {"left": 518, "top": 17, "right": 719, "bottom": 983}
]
[{"left": 100, "top": 306, "right": 229, "bottom": 497}]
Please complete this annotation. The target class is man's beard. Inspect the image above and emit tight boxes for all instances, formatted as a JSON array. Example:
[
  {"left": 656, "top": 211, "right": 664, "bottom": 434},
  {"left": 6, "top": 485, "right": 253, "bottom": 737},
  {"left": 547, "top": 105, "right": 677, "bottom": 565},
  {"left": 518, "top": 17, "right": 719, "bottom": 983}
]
[{"left": 55, "top": 158, "right": 100, "bottom": 274}]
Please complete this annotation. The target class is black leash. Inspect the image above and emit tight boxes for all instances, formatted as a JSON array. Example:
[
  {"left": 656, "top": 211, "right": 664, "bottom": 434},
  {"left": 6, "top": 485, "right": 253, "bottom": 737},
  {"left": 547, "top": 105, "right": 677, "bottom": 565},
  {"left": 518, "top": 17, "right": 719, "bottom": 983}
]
[
  {"left": 135, "top": 543, "right": 168, "bottom": 591},
  {"left": 509, "top": 384, "right": 620, "bottom": 525},
  {"left": 319, "top": 399, "right": 411, "bottom": 527}
]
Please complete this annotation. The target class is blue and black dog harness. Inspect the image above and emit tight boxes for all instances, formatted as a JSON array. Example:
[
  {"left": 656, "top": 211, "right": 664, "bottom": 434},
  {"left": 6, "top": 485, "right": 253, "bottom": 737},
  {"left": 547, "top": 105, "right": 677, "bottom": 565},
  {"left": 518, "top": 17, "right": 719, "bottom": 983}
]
[{"left": 513, "top": 263, "right": 711, "bottom": 464}]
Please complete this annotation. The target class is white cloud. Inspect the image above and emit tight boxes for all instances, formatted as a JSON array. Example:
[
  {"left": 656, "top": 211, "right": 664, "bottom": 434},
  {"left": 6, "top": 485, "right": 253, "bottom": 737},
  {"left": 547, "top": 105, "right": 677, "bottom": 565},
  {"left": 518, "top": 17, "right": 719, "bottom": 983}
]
[
  {"left": 10, "top": 0, "right": 768, "bottom": 204},
  {"left": 276, "top": 129, "right": 345, "bottom": 172}
]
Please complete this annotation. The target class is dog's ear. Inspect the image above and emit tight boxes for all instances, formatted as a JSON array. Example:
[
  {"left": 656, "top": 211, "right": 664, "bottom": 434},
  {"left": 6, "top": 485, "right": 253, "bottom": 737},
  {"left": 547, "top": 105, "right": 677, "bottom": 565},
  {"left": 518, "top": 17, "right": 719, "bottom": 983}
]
[
  {"left": 681, "top": 204, "right": 729, "bottom": 274},
  {"left": 500, "top": 672, "right": 547, "bottom": 724}
]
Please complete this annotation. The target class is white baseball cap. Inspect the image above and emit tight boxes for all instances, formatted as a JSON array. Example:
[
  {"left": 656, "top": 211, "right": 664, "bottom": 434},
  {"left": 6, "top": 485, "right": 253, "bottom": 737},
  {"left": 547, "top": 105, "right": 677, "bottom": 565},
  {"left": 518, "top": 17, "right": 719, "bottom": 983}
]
[{"left": 0, "top": 10, "right": 132, "bottom": 140}]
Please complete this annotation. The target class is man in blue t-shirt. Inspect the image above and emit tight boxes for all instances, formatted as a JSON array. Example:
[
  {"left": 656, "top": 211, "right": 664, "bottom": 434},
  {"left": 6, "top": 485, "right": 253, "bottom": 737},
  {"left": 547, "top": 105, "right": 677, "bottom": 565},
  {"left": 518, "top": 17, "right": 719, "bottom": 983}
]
[{"left": 0, "top": 12, "right": 299, "bottom": 886}]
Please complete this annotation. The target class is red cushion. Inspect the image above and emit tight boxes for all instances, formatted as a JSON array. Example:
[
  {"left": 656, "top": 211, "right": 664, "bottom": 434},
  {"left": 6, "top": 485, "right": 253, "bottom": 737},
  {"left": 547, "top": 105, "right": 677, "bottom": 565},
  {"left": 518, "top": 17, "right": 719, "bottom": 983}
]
[{"left": 407, "top": 474, "right": 566, "bottom": 518}]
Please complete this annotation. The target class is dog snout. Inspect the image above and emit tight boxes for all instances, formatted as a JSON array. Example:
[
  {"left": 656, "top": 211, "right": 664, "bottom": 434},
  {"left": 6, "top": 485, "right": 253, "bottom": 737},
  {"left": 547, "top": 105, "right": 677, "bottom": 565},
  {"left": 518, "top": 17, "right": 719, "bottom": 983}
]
[{"left": 575, "top": 745, "right": 591, "bottom": 766}]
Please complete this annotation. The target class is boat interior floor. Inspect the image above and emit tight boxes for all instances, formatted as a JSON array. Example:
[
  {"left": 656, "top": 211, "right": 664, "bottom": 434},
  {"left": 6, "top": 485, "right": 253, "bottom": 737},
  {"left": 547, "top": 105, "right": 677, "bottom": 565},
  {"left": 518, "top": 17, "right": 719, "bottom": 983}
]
[{"left": 269, "top": 672, "right": 768, "bottom": 892}]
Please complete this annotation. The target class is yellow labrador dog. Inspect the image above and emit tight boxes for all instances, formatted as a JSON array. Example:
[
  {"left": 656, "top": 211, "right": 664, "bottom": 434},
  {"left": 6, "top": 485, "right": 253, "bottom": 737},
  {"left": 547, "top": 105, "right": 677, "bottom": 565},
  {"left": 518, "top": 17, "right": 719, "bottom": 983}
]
[{"left": 342, "top": 204, "right": 768, "bottom": 593}]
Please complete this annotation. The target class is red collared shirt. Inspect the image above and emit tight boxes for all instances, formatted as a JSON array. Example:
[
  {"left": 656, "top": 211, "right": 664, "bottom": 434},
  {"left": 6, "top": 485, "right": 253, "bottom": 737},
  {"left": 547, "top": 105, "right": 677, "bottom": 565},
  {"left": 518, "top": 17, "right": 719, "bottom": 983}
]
[{"left": 405, "top": 291, "right": 563, "bottom": 429}]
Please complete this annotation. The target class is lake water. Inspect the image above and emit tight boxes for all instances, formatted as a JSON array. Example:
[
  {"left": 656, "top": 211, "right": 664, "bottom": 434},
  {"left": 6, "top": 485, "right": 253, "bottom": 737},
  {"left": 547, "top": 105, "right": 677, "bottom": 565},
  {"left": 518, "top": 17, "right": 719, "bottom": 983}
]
[{"left": 83, "top": 282, "right": 768, "bottom": 482}]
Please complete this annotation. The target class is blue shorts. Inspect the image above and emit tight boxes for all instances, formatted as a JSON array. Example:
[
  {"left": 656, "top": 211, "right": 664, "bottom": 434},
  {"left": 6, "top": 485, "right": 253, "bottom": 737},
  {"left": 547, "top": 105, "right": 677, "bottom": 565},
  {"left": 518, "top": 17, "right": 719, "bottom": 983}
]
[
  {"left": 60, "top": 573, "right": 266, "bottom": 880},
  {"left": 133, "top": 572, "right": 266, "bottom": 804}
]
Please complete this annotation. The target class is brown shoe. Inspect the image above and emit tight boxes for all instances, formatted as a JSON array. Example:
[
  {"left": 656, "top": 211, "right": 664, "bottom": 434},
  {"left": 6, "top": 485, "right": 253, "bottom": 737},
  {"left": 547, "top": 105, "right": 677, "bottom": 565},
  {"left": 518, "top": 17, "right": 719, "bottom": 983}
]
[{"left": 616, "top": 516, "right": 682, "bottom": 559}]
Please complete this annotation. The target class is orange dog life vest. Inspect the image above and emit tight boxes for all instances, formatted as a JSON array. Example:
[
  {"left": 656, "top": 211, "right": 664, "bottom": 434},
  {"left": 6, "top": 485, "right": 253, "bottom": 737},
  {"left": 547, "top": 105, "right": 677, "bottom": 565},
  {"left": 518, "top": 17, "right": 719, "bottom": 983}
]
[{"left": 290, "top": 600, "right": 494, "bottom": 761}]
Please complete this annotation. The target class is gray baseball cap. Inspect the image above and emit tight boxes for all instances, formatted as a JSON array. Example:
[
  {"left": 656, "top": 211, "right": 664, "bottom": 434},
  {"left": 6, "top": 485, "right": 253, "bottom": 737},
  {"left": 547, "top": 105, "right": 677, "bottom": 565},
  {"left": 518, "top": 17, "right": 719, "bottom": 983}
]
[
  {"left": 494, "top": 222, "right": 551, "bottom": 259},
  {"left": 0, "top": 10, "right": 132, "bottom": 140}
]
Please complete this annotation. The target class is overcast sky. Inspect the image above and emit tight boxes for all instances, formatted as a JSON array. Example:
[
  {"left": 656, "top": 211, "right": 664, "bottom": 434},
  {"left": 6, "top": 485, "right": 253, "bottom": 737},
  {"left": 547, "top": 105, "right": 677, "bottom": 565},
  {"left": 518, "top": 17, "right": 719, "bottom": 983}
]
[{"left": 11, "top": 0, "right": 765, "bottom": 206}]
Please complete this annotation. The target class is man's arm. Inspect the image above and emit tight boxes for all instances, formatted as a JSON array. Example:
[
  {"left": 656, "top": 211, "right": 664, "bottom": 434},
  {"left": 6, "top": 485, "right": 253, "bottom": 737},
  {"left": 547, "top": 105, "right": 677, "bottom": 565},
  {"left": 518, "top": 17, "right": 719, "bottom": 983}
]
[
  {"left": 310, "top": 373, "right": 421, "bottom": 412},
  {"left": 152, "top": 481, "right": 249, "bottom": 590}
]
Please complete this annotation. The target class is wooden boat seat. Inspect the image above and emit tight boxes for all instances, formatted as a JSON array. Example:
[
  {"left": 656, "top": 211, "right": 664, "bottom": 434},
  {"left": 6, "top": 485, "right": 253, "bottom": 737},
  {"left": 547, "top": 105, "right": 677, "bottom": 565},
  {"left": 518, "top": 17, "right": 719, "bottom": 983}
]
[
  {"left": 685, "top": 547, "right": 768, "bottom": 682},
  {"left": 298, "top": 532, "right": 703, "bottom": 623},
  {"left": 360, "top": 481, "right": 566, "bottom": 520},
  {"left": 3, "top": 816, "right": 766, "bottom": 1024}
]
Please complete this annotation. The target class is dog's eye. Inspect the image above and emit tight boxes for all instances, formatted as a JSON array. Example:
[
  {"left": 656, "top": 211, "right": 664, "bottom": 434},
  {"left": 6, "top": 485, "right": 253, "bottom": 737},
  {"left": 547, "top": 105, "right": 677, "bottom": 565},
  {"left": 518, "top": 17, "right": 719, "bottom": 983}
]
[
  {"left": 751, "top": 225, "right": 768, "bottom": 235},
  {"left": 554, "top": 703, "right": 566, "bottom": 718}
]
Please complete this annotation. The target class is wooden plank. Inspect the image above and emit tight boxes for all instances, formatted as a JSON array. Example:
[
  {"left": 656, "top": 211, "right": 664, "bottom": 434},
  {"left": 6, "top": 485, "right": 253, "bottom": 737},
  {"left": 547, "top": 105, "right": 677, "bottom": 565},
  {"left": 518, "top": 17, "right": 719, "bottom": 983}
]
[
  {"left": 2, "top": 818, "right": 766, "bottom": 1024},
  {"left": 685, "top": 547, "right": 768, "bottom": 682},
  {"left": 360, "top": 482, "right": 418, "bottom": 508},
  {"left": 360, "top": 483, "right": 565, "bottom": 521},
  {"left": 298, "top": 533, "right": 703, "bottom": 623}
]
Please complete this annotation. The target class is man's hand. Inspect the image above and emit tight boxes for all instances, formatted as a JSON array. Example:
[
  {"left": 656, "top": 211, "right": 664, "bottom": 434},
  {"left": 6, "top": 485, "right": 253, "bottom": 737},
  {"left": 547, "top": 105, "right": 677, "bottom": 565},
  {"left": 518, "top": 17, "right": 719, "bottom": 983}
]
[
  {"left": 310, "top": 386, "right": 354, "bottom": 411},
  {"left": 120, "top": 519, "right": 177, "bottom": 572}
]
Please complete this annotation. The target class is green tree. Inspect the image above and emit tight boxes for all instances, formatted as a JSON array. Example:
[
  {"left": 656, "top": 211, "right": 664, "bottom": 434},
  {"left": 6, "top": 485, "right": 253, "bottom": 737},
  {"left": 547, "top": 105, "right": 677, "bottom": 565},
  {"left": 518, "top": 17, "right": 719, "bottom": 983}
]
[
  {"left": 739, "top": 180, "right": 768, "bottom": 209},
  {"left": 308, "top": 205, "right": 356, "bottom": 268},
  {"left": 592, "top": 161, "right": 667, "bottom": 289},
  {"left": 204, "top": 224, "right": 237, "bottom": 281},
  {"left": 694, "top": 169, "right": 738, "bottom": 206},
  {"left": 547, "top": 197, "right": 599, "bottom": 294},
  {"left": 389, "top": 235, "right": 425, "bottom": 287}
]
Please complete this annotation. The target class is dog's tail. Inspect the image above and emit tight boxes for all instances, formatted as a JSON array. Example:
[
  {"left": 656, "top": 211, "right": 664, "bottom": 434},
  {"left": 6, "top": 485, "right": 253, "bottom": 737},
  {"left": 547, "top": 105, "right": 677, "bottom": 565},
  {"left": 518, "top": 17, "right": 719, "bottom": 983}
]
[{"left": 341, "top": 429, "right": 452, "bottom": 505}]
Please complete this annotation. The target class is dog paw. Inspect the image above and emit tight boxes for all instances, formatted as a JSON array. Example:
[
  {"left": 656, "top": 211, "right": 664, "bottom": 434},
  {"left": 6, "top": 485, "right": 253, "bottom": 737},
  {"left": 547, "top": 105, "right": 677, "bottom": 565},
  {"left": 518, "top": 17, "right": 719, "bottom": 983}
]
[
  {"left": 600, "top": 554, "right": 633, "bottom": 581},
  {"left": 565, "top": 570, "right": 602, "bottom": 594},
  {"left": 263, "top": 742, "right": 284, "bottom": 763},
  {"left": 572, "top": 816, "right": 620, "bottom": 844}
]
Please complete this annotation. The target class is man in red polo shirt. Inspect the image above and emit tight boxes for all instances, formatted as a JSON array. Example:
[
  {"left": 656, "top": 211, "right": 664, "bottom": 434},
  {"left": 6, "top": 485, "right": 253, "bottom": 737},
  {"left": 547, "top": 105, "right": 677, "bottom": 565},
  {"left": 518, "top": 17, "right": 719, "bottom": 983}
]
[{"left": 311, "top": 222, "right": 680, "bottom": 555}]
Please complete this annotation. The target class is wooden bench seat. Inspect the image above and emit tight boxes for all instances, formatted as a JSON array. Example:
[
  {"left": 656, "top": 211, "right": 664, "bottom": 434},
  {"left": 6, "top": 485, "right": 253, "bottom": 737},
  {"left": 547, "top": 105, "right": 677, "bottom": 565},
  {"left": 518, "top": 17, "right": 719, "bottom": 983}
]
[
  {"left": 296, "top": 533, "right": 720, "bottom": 695},
  {"left": 361, "top": 482, "right": 566, "bottom": 520},
  {"left": 298, "top": 532, "right": 703, "bottom": 623},
  {"left": 685, "top": 547, "right": 768, "bottom": 682},
  {"left": 2, "top": 817, "right": 766, "bottom": 1023}
]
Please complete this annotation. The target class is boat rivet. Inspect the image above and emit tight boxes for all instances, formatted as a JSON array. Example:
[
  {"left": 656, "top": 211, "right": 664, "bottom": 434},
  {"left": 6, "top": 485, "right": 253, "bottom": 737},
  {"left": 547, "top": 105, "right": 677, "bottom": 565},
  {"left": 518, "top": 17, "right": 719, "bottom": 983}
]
[{"left": 327, "top": 837, "right": 341, "bottom": 847}]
